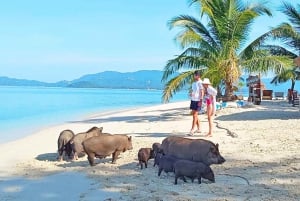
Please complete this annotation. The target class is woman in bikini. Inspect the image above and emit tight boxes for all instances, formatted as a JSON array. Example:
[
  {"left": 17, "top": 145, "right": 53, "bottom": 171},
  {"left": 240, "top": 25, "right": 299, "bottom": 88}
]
[{"left": 202, "top": 78, "right": 217, "bottom": 137}]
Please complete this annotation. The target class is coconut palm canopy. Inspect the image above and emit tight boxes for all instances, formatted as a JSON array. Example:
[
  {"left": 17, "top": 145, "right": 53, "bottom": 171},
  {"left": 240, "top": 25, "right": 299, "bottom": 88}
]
[
  {"left": 162, "top": 0, "right": 293, "bottom": 102},
  {"left": 268, "top": 2, "right": 300, "bottom": 91}
]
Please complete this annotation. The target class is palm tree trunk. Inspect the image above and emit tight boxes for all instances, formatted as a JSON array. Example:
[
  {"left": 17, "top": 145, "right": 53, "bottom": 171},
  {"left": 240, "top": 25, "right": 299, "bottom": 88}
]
[
  {"left": 224, "top": 81, "right": 234, "bottom": 100},
  {"left": 224, "top": 61, "right": 238, "bottom": 100},
  {"left": 291, "top": 79, "right": 295, "bottom": 91}
]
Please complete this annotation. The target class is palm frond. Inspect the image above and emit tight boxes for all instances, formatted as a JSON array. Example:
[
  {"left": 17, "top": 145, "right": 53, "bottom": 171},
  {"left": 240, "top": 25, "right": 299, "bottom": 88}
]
[
  {"left": 162, "top": 71, "right": 194, "bottom": 103},
  {"left": 240, "top": 30, "right": 273, "bottom": 59},
  {"left": 162, "top": 56, "right": 208, "bottom": 81},
  {"left": 162, "top": 46, "right": 215, "bottom": 81},
  {"left": 247, "top": 0, "right": 272, "bottom": 16},
  {"left": 281, "top": 1, "right": 300, "bottom": 31},
  {"left": 168, "top": 15, "right": 217, "bottom": 47},
  {"left": 262, "top": 45, "right": 297, "bottom": 58},
  {"left": 242, "top": 55, "right": 293, "bottom": 74}
]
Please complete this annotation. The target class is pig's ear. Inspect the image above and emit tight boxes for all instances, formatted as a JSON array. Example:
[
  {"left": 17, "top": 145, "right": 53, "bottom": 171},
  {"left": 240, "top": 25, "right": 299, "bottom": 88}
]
[
  {"left": 210, "top": 146, "right": 218, "bottom": 153},
  {"left": 128, "top": 136, "right": 132, "bottom": 141}
]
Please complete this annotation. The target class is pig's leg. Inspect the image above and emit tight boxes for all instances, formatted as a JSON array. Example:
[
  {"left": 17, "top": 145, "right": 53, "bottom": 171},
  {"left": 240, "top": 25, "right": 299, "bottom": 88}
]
[
  {"left": 73, "top": 152, "right": 78, "bottom": 160},
  {"left": 197, "top": 176, "right": 202, "bottom": 184},
  {"left": 139, "top": 161, "right": 143, "bottom": 169},
  {"left": 158, "top": 168, "right": 163, "bottom": 176},
  {"left": 174, "top": 175, "right": 179, "bottom": 185},
  {"left": 58, "top": 148, "right": 64, "bottom": 161},
  {"left": 112, "top": 151, "right": 121, "bottom": 164},
  {"left": 87, "top": 153, "right": 95, "bottom": 166}
]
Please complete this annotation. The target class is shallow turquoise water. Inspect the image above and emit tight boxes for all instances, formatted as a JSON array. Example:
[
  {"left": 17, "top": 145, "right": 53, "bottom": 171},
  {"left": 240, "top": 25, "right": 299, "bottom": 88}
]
[{"left": 0, "top": 86, "right": 187, "bottom": 143}]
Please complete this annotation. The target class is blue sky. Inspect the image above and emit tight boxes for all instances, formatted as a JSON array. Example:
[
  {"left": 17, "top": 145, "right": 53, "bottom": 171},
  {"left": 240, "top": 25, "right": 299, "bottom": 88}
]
[{"left": 0, "top": 0, "right": 297, "bottom": 82}]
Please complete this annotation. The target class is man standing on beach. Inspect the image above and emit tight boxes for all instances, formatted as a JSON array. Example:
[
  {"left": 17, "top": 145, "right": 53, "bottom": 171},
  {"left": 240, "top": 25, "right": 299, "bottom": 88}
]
[{"left": 189, "top": 71, "right": 204, "bottom": 136}]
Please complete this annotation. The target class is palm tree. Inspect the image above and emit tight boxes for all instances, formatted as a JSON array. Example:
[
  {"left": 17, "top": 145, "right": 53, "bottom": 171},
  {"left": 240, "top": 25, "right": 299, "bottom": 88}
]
[
  {"left": 271, "top": 67, "right": 299, "bottom": 90},
  {"left": 162, "top": 0, "right": 293, "bottom": 102},
  {"left": 268, "top": 2, "right": 300, "bottom": 92}
]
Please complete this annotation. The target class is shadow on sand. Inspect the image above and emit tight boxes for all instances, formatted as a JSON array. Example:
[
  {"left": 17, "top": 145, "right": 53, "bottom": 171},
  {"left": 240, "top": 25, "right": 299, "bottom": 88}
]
[
  {"left": 68, "top": 107, "right": 189, "bottom": 124},
  {"left": 216, "top": 101, "right": 300, "bottom": 121},
  {"left": 2, "top": 154, "right": 299, "bottom": 200}
]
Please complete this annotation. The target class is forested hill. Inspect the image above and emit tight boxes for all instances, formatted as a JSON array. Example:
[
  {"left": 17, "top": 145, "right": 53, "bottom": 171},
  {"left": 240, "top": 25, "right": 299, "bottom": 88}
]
[
  {"left": 0, "top": 70, "right": 169, "bottom": 89},
  {"left": 0, "top": 70, "right": 282, "bottom": 91}
]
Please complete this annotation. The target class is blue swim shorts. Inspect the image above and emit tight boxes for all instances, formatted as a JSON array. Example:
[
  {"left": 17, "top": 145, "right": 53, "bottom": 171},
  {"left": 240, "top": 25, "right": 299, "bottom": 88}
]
[{"left": 190, "top": 100, "right": 201, "bottom": 111}]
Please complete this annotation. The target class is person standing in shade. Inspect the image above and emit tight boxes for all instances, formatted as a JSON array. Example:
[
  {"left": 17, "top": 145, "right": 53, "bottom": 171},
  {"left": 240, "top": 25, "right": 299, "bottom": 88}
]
[
  {"left": 202, "top": 78, "right": 217, "bottom": 137},
  {"left": 188, "top": 71, "right": 204, "bottom": 136}
]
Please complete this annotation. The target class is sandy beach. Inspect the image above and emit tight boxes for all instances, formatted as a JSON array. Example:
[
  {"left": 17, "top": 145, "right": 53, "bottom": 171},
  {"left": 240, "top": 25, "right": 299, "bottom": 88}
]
[{"left": 0, "top": 100, "right": 299, "bottom": 201}]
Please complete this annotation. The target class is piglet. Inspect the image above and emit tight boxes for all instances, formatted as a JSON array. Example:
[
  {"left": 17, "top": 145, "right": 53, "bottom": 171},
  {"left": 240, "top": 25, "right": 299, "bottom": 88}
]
[{"left": 138, "top": 148, "right": 154, "bottom": 169}]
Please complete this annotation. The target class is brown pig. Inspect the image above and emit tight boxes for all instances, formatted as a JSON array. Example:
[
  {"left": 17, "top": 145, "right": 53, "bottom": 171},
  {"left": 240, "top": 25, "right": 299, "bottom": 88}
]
[
  {"left": 138, "top": 148, "right": 154, "bottom": 169},
  {"left": 57, "top": 129, "right": 75, "bottom": 161},
  {"left": 82, "top": 134, "right": 133, "bottom": 166},
  {"left": 70, "top": 126, "right": 103, "bottom": 160}
]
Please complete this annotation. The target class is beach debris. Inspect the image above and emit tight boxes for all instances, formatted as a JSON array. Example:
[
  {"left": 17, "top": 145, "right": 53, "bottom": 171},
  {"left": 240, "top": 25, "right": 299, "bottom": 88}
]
[
  {"left": 215, "top": 121, "right": 238, "bottom": 138},
  {"left": 219, "top": 173, "right": 250, "bottom": 185}
]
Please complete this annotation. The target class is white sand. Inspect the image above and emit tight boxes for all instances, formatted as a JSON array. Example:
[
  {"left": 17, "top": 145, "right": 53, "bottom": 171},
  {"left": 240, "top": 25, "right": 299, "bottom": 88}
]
[{"left": 0, "top": 100, "right": 299, "bottom": 201}]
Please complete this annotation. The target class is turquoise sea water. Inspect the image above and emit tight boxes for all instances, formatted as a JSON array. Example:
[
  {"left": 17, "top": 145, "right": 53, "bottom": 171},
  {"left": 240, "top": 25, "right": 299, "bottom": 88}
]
[{"left": 0, "top": 86, "right": 188, "bottom": 144}]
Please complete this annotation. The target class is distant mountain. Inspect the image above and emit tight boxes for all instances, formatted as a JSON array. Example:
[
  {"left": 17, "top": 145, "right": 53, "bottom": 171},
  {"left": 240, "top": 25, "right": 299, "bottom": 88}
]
[
  {"left": 68, "top": 70, "right": 166, "bottom": 89},
  {"left": 0, "top": 76, "right": 47, "bottom": 86},
  {"left": 0, "top": 70, "right": 169, "bottom": 89},
  {"left": 0, "top": 71, "right": 296, "bottom": 92}
]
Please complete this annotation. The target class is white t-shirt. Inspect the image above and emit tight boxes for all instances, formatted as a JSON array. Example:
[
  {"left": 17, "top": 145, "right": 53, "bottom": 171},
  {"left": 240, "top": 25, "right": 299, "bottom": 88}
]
[
  {"left": 191, "top": 80, "right": 203, "bottom": 101},
  {"left": 207, "top": 85, "right": 217, "bottom": 96}
]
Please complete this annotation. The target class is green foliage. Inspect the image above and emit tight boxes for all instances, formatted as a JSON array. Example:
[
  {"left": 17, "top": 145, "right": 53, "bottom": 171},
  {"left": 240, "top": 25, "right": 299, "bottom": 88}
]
[
  {"left": 162, "top": 0, "right": 294, "bottom": 102},
  {"left": 268, "top": 1, "right": 300, "bottom": 91}
]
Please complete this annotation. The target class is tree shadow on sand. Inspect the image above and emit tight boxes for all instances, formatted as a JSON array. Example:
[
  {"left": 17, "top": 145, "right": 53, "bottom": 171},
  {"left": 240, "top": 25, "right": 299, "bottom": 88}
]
[
  {"left": 68, "top": 107, "right": 189, "bottom": 124},
  {"left": 10, "top": 155, "right": 299, "bottom": 200},
  {"left": 132, "top": 132, "right": 188, "bottom": 138},
  {"left": 216, "top": 105, "right": 300, "bottom": 121}
]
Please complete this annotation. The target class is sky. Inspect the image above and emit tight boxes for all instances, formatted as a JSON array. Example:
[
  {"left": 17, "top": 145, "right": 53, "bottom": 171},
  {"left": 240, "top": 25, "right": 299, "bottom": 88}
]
[{"left": 0, "top": 0, "right": 298, "bottom": 82}]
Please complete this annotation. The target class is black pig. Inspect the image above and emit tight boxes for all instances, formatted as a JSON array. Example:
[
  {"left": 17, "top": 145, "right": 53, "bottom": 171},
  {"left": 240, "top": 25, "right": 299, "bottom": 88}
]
[
  {"left": 174, "top": 159, "right": 215, "bottom": 185},
  {"left": 157, "top": 154, "right": 178, "bottom": 176},
  {"left": 160, "top": 136, "right": 225, "bottom": 165}
]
